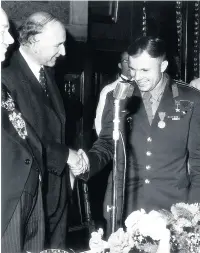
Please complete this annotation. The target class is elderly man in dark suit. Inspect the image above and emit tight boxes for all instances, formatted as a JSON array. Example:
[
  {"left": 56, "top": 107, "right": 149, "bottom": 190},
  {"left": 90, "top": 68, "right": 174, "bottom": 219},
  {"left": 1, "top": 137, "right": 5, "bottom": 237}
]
[
  {"left": 1, "top": 7, "right": 45, "bottom": 253},
  {"left": 87, "top": 36, "right": 200, "bottom": 232},
  {"left": 2, "top": 12, "right": 88, "bottom": 249}
]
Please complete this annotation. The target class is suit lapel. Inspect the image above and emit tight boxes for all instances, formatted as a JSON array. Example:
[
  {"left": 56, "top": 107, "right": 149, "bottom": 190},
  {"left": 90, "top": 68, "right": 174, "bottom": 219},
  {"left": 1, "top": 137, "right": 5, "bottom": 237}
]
[
  {"left": 1, "top": 79, "right": 44, "bottom": 176},
  {"left": 15, "top": 51, "right": 65, "bottom": 123},
  {"left": 17, "top": 52, "right": 54, "bottom": 110},
  {"left": 44, "top": 67, "right": 66, "bottom": 124}
]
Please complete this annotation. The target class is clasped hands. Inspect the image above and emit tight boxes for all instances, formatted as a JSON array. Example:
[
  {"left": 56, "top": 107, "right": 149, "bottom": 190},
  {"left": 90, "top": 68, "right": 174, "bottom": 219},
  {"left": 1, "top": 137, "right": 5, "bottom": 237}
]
[{"left": 67, "top": 148, "right": 89, "bottom": 177}]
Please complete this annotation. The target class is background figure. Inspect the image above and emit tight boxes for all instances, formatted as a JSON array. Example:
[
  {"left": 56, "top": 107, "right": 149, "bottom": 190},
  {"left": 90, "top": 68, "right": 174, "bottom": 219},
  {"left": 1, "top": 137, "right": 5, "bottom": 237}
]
[
  {"left": 95, "top": 51, "right": 132, "bottom": 136},
  {"left": 189, "top": 77, "right": 200, "bottom": 90},
  {"left": 1, "top": 8, "right": 45, "bottom": 253},
  {"left": 2, "top": 12, "right": 88, "bottom": 250},
  {"left": 86, "top": 36, "right": 200, "bottom": 233}
]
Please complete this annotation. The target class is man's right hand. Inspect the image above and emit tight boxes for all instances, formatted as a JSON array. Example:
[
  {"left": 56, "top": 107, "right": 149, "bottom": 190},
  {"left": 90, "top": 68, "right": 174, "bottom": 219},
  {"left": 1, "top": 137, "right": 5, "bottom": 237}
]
[{"left": 67, "top": 149, "right": 89, "bottom": 176}]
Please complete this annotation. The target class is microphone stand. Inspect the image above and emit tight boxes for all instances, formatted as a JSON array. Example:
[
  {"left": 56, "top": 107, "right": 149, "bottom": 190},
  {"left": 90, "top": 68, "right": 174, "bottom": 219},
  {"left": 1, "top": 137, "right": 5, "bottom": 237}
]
[
  {"left": 107, "top": 81, "right": 134, "bottom": 233},
  {"left": 111, "top": 99, "right": 120, "bottom": 233}
]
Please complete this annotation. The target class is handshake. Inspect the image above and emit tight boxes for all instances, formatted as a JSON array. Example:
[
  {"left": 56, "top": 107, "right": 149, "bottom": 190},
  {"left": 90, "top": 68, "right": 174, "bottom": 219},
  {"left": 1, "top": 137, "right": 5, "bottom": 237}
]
[{"left": 67, "top": 148, "right": 90, "bottom": 178}]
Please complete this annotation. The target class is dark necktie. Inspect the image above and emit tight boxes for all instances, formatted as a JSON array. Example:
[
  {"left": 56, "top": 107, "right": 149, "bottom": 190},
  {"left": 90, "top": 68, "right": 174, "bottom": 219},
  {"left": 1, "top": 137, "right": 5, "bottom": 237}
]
[
  {"left": 143, "top": 91, "right": 153, "bottom": 125},
  {"left": 120, "top": 75, "right": 133, "bottom": 84},
  {"left": 39, "top": 67, "right": 48, "bottom": 96}
]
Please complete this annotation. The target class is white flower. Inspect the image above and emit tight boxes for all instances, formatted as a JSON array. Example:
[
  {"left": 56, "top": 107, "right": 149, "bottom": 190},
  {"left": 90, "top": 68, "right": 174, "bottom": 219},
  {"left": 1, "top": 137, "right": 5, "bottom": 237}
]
[
  {"left": 177, "top": 217, "right": 192, "bottom": 228},
  {"left": 125, "top": 209, "right": 146, "bottom": 233},
  {"left": 89, "top": 229, "right": 108, "bottom": 253},
  {"left": 171, "top": 203, "right": 200, "bottom": 219},
  {"left": 107, "top": 228, "right": 132, "bottom": 253},
  {"left": 156, "top": 228, "right": 171, "bottom": 253},
  {"left": 137, "top": 211, "right": 167, "bottom": 240},
  {"left": 192, "top": 212, "right": 200, "bottom": 226}
]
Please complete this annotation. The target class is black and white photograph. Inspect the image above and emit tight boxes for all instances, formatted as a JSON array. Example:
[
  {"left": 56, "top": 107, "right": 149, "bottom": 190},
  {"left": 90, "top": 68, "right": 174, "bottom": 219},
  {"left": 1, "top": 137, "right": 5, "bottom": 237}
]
[{"left": 1, "top": 1, "right": 200, "bottom": 253}]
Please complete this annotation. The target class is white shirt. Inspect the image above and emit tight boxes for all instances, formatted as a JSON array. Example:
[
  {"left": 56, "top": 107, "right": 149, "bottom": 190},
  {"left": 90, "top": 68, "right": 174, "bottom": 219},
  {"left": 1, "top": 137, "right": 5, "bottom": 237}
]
[
  {"left": 189, "top": 78, "right": 200, "bottom": 90},
  {"left": 95, "top": 75, "right": 132, "bottom": 136},
  {"left": 19, "top": 47, "right": 42, "bottom": 82}
]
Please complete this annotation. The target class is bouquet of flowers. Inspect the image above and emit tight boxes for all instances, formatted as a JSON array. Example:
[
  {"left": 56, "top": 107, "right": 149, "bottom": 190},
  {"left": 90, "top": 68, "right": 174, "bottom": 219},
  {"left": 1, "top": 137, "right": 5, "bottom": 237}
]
[
  {"left": 160, "top": 203, "right": 200, "bottom": 253},
  {"left": 89, "top": 203, "right": 200, "bottom": 253},
  {"left": 89, "top": 209, "right": 170, "bottom": 253},
  {"left": 107, "top": 209, "right": 170, "bottom": 253}
]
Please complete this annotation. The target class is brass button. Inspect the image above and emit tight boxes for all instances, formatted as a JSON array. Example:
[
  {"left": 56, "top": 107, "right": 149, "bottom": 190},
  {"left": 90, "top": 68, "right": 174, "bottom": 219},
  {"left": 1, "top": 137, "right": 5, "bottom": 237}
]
[
  {"left": 146, "top": 151, "right": 152, "bottom": 156},
  {"left": 25, "top": 159, "right": 30, "bottom": 165},
  {"left": 146, "top": 165, "right": 151, "bottom": 170},
  {"left": 147, "top": 137, "right": 152, "bottom": 142}
]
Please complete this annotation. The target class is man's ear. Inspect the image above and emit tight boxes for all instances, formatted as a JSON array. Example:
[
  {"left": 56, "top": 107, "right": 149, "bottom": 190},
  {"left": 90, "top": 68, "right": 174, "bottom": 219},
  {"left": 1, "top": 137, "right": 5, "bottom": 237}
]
[
  {"left": 161, "top": 60, "right": 168, "bottom": 73},
  {"left": 30, "top": 34, "right": 41, "bottom": 52},
  {"left": 29, "top": 33, "right": 41, "bottom": 44},
  {"left": 118, "top": 62, "right": 122, "bottom": 69}
]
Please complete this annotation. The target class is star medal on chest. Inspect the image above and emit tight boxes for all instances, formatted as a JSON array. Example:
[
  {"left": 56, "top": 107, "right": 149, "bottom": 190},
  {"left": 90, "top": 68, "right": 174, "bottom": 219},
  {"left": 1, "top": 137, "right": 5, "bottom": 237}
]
[
  {"left": 158, "top": 112, "right": 166, "bottom": 129},
  {"left": 175, "top": 100, "right": 180, "bottom": 112}
]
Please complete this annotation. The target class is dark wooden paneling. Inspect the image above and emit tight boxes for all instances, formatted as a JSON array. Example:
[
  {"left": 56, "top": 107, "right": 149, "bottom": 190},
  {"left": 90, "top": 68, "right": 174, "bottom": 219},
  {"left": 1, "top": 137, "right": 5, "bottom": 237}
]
[
  {"left": 89, "top": 1, "right": 143, "bottom": 52},
  {"left": 1, "top": 1, "right": 70, "bottom": 25}
]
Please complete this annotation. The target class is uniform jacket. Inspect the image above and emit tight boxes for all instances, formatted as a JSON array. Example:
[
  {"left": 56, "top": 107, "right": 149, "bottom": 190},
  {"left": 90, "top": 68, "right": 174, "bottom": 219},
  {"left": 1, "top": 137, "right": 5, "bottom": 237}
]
[
  {"left": 88, "top": 75, "right": 200, "bottom": 227},
  {"left": 2, "top": 51, "right": 70, "bottom": 235},
  {"left": 1, "top": 85, "right": 44, "bottom": 236}
]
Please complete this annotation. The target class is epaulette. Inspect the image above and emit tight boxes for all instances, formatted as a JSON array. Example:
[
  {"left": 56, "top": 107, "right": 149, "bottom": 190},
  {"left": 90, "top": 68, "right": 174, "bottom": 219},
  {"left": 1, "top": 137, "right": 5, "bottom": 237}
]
[
  {"left": 173, "top": 79, "right": 188, "bottom": 86},
  {"left": 173, "top": 78, "right": 200, "bottom": 93}
]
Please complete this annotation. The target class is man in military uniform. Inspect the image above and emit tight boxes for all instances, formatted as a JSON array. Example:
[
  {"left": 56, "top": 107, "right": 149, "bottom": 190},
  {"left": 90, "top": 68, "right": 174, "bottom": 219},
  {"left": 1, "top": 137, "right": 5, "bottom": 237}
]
[{"left": 87, "top": 36, "right": 200, "bottom": 229}]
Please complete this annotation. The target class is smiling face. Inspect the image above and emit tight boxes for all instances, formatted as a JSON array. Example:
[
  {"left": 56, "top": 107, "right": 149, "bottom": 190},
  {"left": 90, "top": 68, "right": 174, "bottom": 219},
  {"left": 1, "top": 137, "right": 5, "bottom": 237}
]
[
  {"left": 129, "top": 51, "right": 168, "bottom": 92},
  {"left": 0, "top": 8, "right": 14, "bottom": 62},
  {"left": 32, "top": 20, "right": 66, "bottom": 67}
]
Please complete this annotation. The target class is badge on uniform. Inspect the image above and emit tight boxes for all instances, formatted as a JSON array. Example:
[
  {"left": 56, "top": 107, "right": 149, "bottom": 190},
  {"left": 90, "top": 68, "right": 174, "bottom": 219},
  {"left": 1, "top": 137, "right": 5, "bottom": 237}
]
[
  {"left": 167, "top": 115, "right": 181, "bottom": 120},
  {"left": 172, "top": 116, "right": 180, "bottom": 120},
  {"left": 158, "top": 112, "right": 166, "bottom": 128},
  {"left": 175, "top": 100, "right": 181, "bottom": 112},
  {"left": 175, "top": 100, "right": 193, "bottom": 118}
]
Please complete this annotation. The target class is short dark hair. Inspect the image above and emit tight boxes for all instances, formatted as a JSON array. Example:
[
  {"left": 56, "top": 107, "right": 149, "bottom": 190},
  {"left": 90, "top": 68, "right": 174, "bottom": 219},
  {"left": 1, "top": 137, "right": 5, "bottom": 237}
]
[
  {"left": 128, "top": 36, "right": 166, "bottom": 59},
  {"left": 18, "top": 12, "right": 59, "bottom": 45}
]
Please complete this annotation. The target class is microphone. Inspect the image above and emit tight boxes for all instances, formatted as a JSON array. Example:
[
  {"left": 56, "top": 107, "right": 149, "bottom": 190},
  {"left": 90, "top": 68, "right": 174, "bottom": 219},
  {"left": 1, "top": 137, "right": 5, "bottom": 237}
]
[{"left": 113, "top": 81, "right": 134, "bottom": 100}]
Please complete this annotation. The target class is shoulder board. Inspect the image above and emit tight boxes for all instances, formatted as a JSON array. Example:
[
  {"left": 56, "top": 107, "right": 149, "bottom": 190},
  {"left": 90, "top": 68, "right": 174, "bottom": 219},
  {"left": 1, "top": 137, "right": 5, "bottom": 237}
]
[
  {"left": 173, "top": 79, "right": 200, "bottom": 94},
  {"left": 173, "top": 79, "right": 188, "bottom": 86}
]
